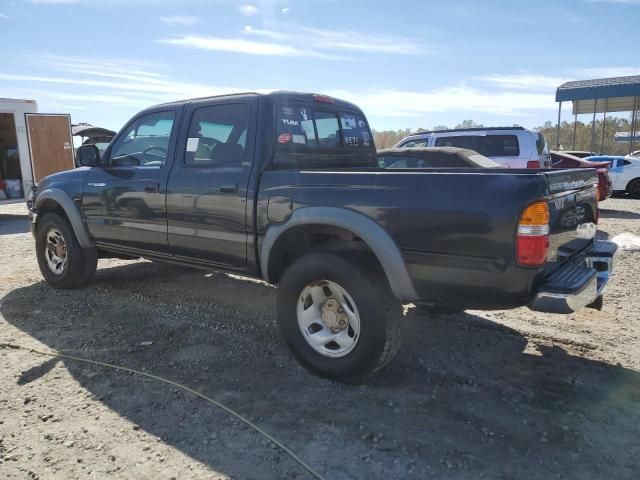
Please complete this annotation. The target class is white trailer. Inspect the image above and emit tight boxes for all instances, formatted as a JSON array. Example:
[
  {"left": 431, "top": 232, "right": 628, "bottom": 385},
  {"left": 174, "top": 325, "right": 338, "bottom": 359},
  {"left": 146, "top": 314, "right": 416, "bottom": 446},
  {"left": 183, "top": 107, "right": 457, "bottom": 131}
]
[{"left": 0, "top": 98, "right": 74, "bottom": 203}]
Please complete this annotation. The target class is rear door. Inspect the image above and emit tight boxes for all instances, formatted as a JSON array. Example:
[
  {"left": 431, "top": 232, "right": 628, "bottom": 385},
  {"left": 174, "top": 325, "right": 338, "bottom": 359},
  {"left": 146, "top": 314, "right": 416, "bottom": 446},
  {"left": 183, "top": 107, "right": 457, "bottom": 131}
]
[
  {"left": 82, "top": 108, "right": 180, "bottom": 253},
  {"left": 25, "top": 113, "right": 74, "bottom": 183},
  {"left": 165, "top": 97, "right": 257, "bottom": 268}
]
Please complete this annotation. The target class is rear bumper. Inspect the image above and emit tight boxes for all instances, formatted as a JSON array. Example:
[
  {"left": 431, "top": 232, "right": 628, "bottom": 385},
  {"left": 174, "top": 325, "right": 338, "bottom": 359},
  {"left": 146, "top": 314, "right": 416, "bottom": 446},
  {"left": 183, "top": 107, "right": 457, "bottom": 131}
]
[{"left": 529, "top": 240, "right": 618, "bottom": 314}]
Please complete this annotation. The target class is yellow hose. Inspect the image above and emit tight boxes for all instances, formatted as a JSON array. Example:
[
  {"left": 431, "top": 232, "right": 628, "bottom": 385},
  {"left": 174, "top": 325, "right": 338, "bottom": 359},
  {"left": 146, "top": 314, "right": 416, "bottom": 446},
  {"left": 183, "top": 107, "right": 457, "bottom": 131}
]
[{"left": 1, "top": 342, "right": 326, "bottom": 480}]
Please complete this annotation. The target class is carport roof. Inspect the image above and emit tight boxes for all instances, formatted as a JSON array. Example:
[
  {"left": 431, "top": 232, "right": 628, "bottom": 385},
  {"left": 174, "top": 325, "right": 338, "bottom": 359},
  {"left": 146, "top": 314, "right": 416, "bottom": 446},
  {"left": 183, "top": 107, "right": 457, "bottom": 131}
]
[{"left": 556, "top": 75, "right": 640, "bottom": 115}]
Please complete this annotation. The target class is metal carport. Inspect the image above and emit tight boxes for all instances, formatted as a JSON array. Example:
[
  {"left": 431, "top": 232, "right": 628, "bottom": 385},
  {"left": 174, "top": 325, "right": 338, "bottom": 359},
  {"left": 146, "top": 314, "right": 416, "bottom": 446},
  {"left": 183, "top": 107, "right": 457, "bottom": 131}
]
[{"left": 555, "top": 75, "right": 640, "bottom": 153}]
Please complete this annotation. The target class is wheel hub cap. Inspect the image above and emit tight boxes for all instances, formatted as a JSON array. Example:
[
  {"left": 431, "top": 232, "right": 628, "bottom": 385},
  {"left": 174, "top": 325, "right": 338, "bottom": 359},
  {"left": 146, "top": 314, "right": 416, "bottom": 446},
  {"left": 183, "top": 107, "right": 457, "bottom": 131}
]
[
  {"left": 44, "top": 228, "right": 67, "bottom": 275},
  {"left": 296, "top": 281, "right": 361, "bottom": 358}
]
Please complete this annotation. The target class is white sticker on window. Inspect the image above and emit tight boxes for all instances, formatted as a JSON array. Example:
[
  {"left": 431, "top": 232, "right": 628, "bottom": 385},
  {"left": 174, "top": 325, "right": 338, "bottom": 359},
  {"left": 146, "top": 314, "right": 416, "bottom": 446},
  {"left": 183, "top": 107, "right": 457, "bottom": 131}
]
[
  {"left": 292, "top": 134, "right": 307, "bottom": 144},
  {"left": 186, "top": 137, "right": 199, "bottom": 152},
  {"left": 342, "top": 115, "right": 356, "bottom": 130}
]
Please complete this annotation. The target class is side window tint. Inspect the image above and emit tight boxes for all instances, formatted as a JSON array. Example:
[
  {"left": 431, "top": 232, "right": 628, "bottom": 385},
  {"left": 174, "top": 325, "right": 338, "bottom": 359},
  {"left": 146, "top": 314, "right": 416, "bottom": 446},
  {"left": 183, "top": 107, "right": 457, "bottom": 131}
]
[
  {"left": 109, "top": 111, "right": 175, "bottom": 167},
  {"left": 402, "top": 140, "right": 429, "bottom": 148},
  {"left": 185, "top": 103, "right": 249, "bottom": 166},
  {"left": 315, "top": 111, "right": 340, "bottom": 148}
]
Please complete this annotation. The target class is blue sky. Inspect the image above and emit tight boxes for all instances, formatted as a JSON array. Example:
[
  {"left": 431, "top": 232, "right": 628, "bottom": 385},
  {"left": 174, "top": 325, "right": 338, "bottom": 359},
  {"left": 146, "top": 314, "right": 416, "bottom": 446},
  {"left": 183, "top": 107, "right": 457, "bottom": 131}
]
[{"left": 1, "top": 0, "right": 639, "bottom": 132}]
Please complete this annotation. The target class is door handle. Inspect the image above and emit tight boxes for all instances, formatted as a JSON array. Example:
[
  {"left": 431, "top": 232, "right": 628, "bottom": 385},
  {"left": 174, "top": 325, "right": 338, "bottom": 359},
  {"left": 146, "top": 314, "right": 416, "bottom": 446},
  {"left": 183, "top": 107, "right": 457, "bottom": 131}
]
[
  {"left": 145, "top": 183, "right": 160, "bottom": 193},
  {"left": 219, "top": 184, "right": 238, "bottom": 193}
]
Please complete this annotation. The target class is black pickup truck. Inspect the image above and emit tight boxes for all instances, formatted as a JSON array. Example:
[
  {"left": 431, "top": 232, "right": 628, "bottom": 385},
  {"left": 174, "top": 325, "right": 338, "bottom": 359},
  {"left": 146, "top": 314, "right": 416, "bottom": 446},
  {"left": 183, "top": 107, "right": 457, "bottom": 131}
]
[{"left": 28, "top": 91, "right": 617, "bottom": 382}]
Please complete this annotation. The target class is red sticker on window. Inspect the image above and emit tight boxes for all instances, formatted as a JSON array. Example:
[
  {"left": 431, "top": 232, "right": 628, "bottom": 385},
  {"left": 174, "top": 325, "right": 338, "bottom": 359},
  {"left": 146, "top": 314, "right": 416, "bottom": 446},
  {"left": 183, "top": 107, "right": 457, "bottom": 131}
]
[{"left": 278, "top": 133, "right": 292, "bottom": 144}]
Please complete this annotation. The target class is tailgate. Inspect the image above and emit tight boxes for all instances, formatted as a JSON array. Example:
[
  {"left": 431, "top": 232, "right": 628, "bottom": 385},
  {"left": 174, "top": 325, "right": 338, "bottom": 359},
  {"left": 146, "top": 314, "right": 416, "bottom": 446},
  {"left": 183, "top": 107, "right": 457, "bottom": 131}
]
[{"left": 543, "top": 168, "right": 599, "bottom": 273}]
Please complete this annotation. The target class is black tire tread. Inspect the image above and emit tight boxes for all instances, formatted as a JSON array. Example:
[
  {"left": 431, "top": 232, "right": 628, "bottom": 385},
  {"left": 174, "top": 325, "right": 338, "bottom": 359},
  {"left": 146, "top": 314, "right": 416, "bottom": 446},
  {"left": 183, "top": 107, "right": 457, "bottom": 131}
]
[{"left": 36, "top": 212, "right": 97, "bottom": 289}]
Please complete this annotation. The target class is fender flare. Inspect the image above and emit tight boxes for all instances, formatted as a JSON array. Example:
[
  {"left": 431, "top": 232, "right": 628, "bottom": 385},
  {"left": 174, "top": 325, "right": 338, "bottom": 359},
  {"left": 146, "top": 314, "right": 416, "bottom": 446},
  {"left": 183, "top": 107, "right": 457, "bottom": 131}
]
[
  {"left": 260, "top": 206, "right": 419, "bottom": 301},
  {"left": 35, "top": 188, "right": 94, "bottom": 249}
]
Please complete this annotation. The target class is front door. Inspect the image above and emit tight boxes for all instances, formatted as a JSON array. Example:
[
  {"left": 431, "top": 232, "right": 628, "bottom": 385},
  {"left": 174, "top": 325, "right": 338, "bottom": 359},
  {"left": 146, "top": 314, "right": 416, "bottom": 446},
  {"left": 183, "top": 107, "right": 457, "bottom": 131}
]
[
  {"left": 25, "top": 113, "right": 74, "bottom": 183},
  {"left": 82, "top": 109, "right": 179, "bottom": 253},
  {"left": 166, "top": 98, "right": 257, "bottom": 268}
]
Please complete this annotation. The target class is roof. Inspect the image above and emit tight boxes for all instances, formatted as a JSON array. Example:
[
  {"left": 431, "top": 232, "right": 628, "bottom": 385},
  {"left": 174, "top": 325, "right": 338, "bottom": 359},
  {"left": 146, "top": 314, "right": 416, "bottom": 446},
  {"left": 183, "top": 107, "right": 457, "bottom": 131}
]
[
  {"left": 404, "top": 126, "right": 525, "bottom": 138},
  {"left": 152, "top": 91, "right": 361, "bottom": 111},
  {"left": 556, "top": 75, "right": 640, "bottom": 114},
  {"left": 556, "top": 75, "right": 640, "bottom": 102}
]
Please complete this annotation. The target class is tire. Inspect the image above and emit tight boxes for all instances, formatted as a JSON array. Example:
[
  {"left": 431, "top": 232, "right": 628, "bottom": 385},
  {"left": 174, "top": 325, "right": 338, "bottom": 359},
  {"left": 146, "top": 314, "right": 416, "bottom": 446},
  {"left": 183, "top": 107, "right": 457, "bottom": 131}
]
[
  {"left": 276, "top": 252, "right": 405, "bottom": 383},
  {"left": 35, "top": 212, "right": 97, "bottom": 289},
  {"left": 627, "top": 178, "right": 640, "bottom": 199}
]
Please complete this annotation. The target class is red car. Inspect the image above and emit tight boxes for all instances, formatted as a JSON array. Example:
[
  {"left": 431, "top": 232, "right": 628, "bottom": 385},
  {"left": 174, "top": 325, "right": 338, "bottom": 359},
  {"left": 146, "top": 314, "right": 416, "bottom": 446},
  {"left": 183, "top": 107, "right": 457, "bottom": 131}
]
[{"left": 551, "top": 151, "right": 612, "bottom": 201}]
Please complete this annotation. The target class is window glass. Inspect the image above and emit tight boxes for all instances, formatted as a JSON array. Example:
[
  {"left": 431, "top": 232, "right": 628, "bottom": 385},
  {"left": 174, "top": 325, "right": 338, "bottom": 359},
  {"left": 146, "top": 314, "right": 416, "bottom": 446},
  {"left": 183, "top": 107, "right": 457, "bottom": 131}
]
[
  {"left": 315, "top": 111, "right": 340, "bottom": 148},
  {"left": 400, "top": 139, "right": 429, "bottom": 148},
  {"left": 109, "top": 111, "right": 175, "bottom": 167},
  {"left": 535, "top": 133, "right": 547, "bottom": 155},
  {"left": 278, "top": 106, "right": 316, "bottom": 147},
  {"left": 434, "top": 134, "right": 520, "bottom": 157},
  {"left": 185, "top": 103, "right": 249, "bottom": 166},
  {"left": 623, "top": 160, "right": 632, "bottom": 166},
  {"left": 340, "top": 113, "right": 372, "bottom": 148}
]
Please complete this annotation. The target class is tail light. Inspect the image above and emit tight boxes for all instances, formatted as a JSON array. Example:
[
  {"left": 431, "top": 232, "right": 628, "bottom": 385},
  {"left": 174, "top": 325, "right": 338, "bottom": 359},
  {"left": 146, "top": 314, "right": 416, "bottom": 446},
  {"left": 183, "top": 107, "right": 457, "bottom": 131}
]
[
  {"left": 527, "top": 160, "right": 541, "bottom": 169},
  {"left": 517, "top": 201, "right": 549, "bottom": 267},
  {"left": 313, "top": 94, "right": 335, "bottom": 104}
]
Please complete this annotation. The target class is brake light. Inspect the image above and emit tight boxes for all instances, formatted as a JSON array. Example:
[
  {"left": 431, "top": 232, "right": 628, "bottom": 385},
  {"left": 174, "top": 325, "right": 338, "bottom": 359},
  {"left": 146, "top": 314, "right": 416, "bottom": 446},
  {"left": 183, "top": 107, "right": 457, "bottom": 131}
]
[
  {"left": 527, "top": 160, "right": 541, "bottom": 169},
  {"left": 517, "top": 201, "right": 549, "bottom": 267},
  {"left": 313, "top": 94, "right": 335, "bottom": 104}
]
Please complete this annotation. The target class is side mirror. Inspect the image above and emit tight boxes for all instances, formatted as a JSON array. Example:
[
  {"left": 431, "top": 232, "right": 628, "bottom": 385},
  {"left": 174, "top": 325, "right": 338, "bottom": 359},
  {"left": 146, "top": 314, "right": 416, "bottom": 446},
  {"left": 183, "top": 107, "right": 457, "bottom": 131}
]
[{"left": 76, "top": 144, "right": 102, "bottom": 167}]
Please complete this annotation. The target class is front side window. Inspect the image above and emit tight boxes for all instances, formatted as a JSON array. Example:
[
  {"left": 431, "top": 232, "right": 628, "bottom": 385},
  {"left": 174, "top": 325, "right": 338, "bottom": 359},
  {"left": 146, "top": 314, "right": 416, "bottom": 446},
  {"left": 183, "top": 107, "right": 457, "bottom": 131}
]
[
  {"left": 185, "top": 103, "right": 249, "bottom": 166},
  {"left": 109, "top": 111, "right": 175, "bottom": 167}
]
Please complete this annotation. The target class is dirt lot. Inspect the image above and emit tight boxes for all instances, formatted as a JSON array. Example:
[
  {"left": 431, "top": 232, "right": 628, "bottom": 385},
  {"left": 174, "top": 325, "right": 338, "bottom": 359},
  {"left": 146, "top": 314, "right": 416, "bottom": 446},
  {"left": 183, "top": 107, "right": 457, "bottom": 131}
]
[{"left": 0, "top": 199, "right": 639, "bottom": 479}]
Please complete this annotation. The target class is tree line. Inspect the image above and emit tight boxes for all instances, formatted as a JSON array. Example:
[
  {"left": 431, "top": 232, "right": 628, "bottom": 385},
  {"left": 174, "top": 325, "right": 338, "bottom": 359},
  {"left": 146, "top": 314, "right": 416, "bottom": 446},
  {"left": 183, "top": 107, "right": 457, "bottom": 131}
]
[{"left": 373, "top": 116, "right": 638, "bottom": 155}]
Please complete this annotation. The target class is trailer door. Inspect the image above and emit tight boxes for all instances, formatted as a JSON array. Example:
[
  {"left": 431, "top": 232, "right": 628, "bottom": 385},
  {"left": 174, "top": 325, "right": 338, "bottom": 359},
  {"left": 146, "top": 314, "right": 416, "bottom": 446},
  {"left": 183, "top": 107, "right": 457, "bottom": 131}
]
[{"left": 25, "top": 113, "right": 74, "bottom": 183}]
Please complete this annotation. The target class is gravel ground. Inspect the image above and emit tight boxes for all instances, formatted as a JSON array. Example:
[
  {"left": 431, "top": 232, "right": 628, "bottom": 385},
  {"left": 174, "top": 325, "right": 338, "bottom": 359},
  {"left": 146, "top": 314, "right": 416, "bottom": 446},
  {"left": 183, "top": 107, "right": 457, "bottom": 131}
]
[{"left": 0, "top": 198, "right": 639, "bottom": 479}]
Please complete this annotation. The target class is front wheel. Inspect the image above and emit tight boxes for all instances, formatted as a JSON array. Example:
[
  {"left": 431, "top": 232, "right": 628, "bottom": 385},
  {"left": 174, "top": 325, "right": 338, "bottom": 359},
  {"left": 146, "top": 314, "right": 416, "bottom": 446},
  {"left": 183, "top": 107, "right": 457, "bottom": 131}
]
[
  {"left": 276, "top": 253, "right": 405, "bottom": 383},
  {"left": 35, "top": 212, "right": 97, "bottom": 289}
]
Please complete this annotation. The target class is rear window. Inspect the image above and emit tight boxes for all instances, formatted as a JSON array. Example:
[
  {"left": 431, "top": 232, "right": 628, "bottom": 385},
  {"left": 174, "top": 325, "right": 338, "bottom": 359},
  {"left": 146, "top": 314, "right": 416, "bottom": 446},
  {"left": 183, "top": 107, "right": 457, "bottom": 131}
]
[
  {"left": 536, "top": 132, "right": 547, "bottom": 155},
  {"left": 399, "top": 139, "right": 429, "bottom": 148},
  {"left": 379, "top": 155, "right": 468, "bottom": 168},
  {"left": 277, "top": 106, "right": 373, "bottom": 150},
  {"left": 434, "top": 134, "right": 520, "bottom": 157}
]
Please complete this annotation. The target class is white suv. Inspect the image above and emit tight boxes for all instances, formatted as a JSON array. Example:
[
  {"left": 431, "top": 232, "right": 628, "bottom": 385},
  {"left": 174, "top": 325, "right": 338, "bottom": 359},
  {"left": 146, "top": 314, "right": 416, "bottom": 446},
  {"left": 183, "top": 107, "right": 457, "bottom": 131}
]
[{"left": 394, "top": 127, "right": 551, "bottom": 169}]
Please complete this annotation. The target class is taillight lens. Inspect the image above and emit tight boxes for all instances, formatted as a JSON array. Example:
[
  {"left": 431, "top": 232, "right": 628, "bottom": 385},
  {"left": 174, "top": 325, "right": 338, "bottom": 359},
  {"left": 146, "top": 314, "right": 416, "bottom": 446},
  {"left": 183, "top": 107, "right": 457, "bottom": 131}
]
[
  {"left": 527, "top": 160, "right": 541, "bottom": 169},
  {"left": 517, "top": 201, "right": 549, "bottom": 267}
]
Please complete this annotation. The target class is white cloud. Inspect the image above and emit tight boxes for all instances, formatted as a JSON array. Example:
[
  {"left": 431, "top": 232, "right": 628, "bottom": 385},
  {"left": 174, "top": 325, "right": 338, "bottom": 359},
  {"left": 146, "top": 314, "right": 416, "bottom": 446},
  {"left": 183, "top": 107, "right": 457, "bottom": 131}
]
[
  {"left": 281, "top": 7, "right": 290, "bottom": 14},
  {"left": 478, "top": 74, "right": 568, "bottom": 90},
  {"left": 245, "top": 25, "right": 423, "bottom": 54},
  {"left": 160, "top": 15, "right": 198, "bottom": 25},
  {"left": 329, "top": 86, "right": 554, "bottom": 118},
  {"left": 159, "top": 35, "right": 342, "bottom": 59},
  {"left": 238, "top": 4, "right": 258, "bottom": 16},
  {"left": 30, "top": 0, "right": 79, "bottom": 4},
  {"left": 0, "top": 13, "right": 8, "bottom": 18}
]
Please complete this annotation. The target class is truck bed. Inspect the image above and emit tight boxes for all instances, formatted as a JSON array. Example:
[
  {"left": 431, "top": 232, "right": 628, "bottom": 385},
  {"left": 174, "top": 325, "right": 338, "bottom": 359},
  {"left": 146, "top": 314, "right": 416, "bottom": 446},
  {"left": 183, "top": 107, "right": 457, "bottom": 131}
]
[{"left": 258, "top": 167, "right": 599, "bottom": 309}]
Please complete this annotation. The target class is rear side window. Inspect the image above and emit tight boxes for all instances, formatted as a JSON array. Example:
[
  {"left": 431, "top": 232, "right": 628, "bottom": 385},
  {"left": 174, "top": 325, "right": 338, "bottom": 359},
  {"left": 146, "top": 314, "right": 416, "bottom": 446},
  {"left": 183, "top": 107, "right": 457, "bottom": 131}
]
[
  {"left": 434, "top": 134, "right": 520, "bottom": 157},
  {"left": 536, "top": 133, "right": 547, "bottom": 155},
  {"left": 277, "top": 106, "right": 373, "bottom": 150},
  {"left": 185, "top": 103, "right": 249, "bottom": 166}
]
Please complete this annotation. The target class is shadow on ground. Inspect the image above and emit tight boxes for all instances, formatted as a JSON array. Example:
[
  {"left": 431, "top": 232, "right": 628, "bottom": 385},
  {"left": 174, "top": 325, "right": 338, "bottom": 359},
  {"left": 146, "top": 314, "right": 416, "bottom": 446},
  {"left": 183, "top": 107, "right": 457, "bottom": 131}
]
[
  {"left": 599, "top": 208, "right": 640, "bottom": 220},
  {"left": 2, "top": 261, "right": 639, "bottom": 479},
  {"left": 0, "top": 214, "right": 30, "bottom": 235}
]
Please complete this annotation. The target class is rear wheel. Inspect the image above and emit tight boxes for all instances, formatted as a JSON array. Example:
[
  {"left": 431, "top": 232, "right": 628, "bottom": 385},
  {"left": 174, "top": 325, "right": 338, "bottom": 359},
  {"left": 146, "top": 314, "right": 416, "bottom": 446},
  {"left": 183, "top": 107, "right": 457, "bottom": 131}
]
[
  {"left": 276, "top": 252, "right": 405, "bottom": 383},
  {"left": 35, "top": 212, "right": 97, "bottom": 289},
  {"left": 627, "top": 178, "right": 640, "bottom": 198}
]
